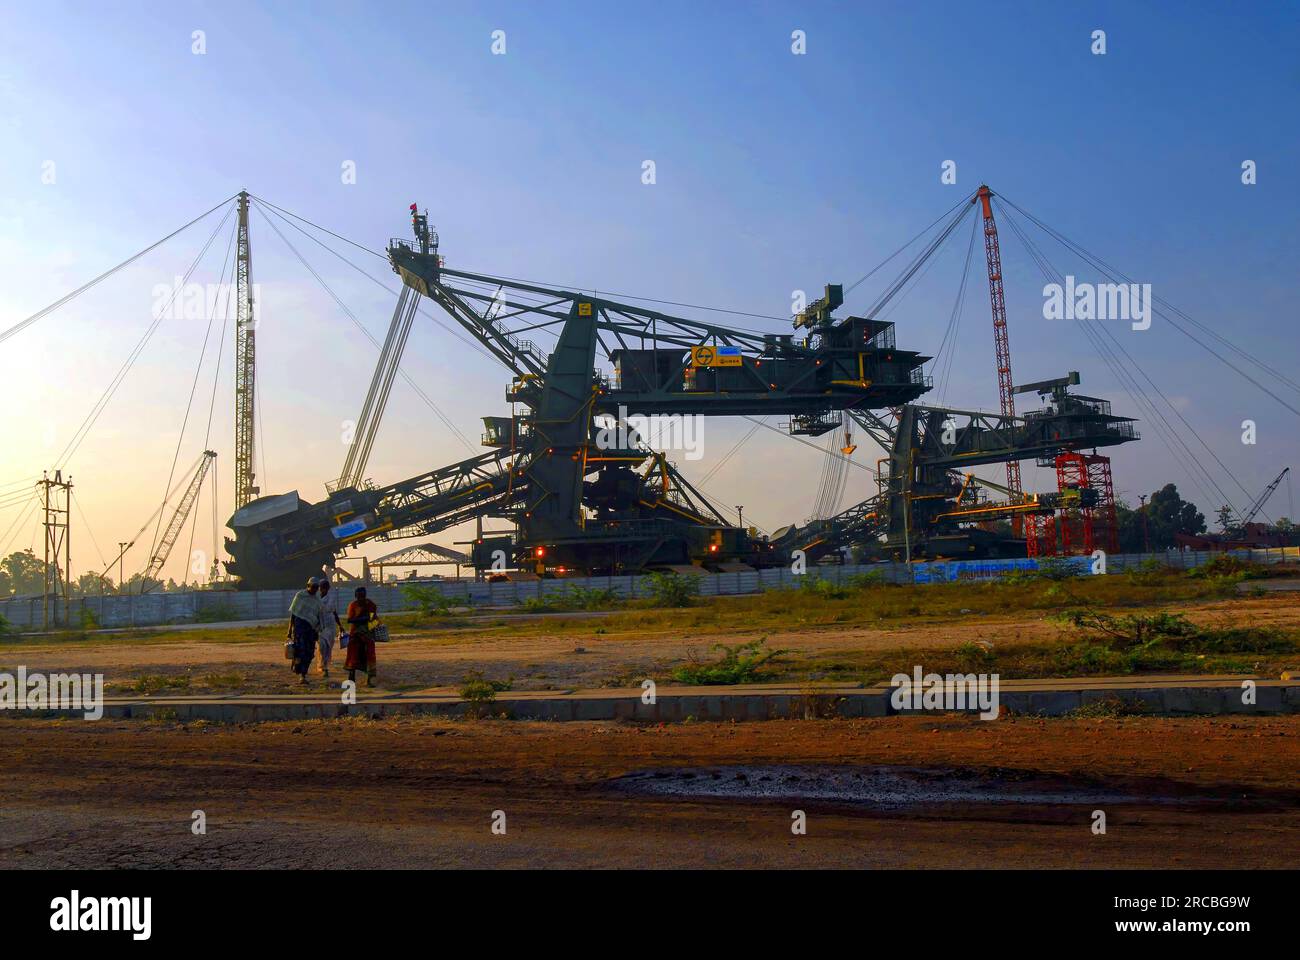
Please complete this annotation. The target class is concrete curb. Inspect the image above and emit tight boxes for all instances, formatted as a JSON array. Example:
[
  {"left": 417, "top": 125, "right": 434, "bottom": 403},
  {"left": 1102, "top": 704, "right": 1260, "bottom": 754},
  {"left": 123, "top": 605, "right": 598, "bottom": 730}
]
[{"left": 3, "top": 675, "right": 1296, "bottom": 723}]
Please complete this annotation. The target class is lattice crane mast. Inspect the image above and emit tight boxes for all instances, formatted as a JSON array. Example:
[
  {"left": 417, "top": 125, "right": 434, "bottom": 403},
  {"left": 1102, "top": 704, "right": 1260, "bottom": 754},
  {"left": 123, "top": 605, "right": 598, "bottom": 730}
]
[
  {"left": 142, "top": 451, "right": 216, "bottom": 590},
  {"left": 233, "top": 191, "right": 258, "bottom": 509},
  {"left": 1242, "top": 466, "right": 1290, "bottom": 527},
  {"left": 975, "top": 185, "right": 1022, "bottom": 506}
]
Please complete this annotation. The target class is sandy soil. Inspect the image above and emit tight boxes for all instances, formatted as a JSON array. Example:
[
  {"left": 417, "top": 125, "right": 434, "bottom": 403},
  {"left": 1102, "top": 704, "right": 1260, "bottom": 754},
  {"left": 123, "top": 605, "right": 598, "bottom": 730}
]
[
  {"left": 6, "top": 593, "right": 1297, "bottom": 696},
  {"left": 1, "top": 714, "right": 1296, "bottom": 869}
]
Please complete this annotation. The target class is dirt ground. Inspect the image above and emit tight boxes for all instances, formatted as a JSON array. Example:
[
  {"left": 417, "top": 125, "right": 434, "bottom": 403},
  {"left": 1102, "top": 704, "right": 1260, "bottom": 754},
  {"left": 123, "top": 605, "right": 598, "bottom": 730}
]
[
  {"left": 3, "top": 581, "right": 1295, "bottom": 869},
  {"left": 6, "top": 591, "right": 1298, "bottom": 696},
  {"left": 1, "top": 714, "right": 1296, "bottom": 869}
]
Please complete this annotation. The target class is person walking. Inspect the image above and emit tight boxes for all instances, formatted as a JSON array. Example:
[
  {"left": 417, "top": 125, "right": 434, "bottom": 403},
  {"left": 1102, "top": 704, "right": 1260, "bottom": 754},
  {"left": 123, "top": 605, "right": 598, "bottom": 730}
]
[
  {"left": 287, "top": 577, "right": 323, "bottom": 685},
  {"left": 345, "top": 586, "right": 379, "bottom": 687},
  {"left": 316, "top": 577, "right": 341, "bottom": 679}
]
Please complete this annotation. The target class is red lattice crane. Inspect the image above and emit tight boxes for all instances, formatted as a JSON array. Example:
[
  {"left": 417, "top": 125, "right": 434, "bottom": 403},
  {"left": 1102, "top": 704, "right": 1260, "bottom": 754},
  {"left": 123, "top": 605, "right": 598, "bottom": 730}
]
[{"left": 975, "top": 185, "right": 1022, "bottom": 508}]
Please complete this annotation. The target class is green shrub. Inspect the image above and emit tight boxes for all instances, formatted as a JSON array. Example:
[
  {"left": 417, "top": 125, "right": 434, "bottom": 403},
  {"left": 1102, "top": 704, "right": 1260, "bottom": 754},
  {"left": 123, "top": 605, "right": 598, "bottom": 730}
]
[
  {"left": 954, "top": 640, "right": 995, "bottom": 672},
  {"left": 401, "top": 583, "right": 456, "bottom": 616},
  {"left": 130, "top": 673, "right": 193, "bottom": 695},
  {"left": 1168, "top": 626, "right": 1295, "bottom": 655},
  {"left": 1035, "top": 557, "right": 1082, "bottom": 581},
  {"left": 646, "top": 572, "right": 699, "bottom": 608},
  {"left": 1124, "top": 558, "right": 1171, "bottom": 586},
  {"left": 996, "top": 570, "right": 1038, "bottom": 586},
  {"left": 1054, "top": 608, "right": 1297, "bottom": 669},
  {"left": 671, "top": 638, "right": 789, "bottom": 685},
  {"left": 1188, "top": 555, "right": 1268, "bottom": 582},
  {"left": 796, "top": 571, "right": 887, "bottom": 597},
  {"left": 843, "top": 571, "right": 887, "bottom": 589},
  {"left": 521, "top": 584, "right": 621, "bottom": 613},
  {"left": 800, "top": 576, "right": 851, "bottom": 599},
  {"left": 459, "top": 670, "right": 512, "bottom": 714},
  {"left": 1057, "top": 642, "right": 1132, "bottom": 674},
  {"left": 1056, "top": 609, "right": 1197, "bottom": 651}
]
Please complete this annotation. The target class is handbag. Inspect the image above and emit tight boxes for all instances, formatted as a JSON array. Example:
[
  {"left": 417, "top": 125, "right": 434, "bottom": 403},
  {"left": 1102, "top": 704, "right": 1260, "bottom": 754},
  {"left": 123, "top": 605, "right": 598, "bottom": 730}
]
[
  {"left": 283, "top": 640, "right": 295, "bottom": 660},
  {"left": 371, "top": 622, "right": 390, "bottom": 643}
]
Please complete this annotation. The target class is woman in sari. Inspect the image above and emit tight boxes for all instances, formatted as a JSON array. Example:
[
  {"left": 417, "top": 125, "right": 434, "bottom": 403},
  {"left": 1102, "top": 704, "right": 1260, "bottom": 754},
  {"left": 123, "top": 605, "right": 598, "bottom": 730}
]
[
  {"left": 345, "top": 586, "right": 379, "bottom": 687},
  {"left": 286, "top": 577, "right": 322, "bottom": 685}
]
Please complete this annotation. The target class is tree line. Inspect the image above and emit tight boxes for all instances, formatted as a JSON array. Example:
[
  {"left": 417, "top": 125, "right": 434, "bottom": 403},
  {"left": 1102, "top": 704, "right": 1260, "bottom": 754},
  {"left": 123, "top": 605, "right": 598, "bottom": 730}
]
[{"left": 0, "top": 549, "right": 191, "bottom": 598}]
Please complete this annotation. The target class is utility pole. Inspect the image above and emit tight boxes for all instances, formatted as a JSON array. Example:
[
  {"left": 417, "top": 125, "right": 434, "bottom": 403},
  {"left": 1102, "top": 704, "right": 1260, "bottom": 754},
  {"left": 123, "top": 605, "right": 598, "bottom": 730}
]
[
  {"left": 234, "top": 191, "right": 258, "bottom": 510},
  {"left": 118, "top": 542, "right": 127, "bottom": 592},
  {"left": 1139, "top": 494, "right": 1151, "bottom": 553},
  {"left": 39, "top": 471, "right": 72, "bottom": 630},
  {"left": 736, "top": 505, "right": 744, "bottom": 529}
]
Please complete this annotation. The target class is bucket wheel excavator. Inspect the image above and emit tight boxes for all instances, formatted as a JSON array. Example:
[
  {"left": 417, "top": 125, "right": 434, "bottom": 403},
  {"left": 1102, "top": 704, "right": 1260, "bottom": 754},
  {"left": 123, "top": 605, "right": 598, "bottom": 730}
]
[
  {"left": 225, "top": 207, "right": 933, "bottom": 588},
  {"left": 225, "top": 205, "right": 1138, "bottom": 589}
]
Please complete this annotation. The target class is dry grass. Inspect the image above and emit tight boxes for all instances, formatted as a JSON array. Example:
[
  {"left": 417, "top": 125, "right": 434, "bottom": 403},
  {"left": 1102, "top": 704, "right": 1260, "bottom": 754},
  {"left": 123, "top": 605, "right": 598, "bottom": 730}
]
[{"left": 8, "top": 566, "right": 1298, "bottom": 695}]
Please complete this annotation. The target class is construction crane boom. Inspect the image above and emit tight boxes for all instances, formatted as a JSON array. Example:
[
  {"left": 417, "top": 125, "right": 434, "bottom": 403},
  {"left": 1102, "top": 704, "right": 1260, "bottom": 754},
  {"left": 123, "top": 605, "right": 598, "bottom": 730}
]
[
  {"left": 143, "top": 451, "right": 216, "bottom": 589},
  {"left": 1242, "top": 466, "right": 1290, "bottom": 526},
  {"left": 975, "top": 185, "right": 1022, "bottom": 503},
  {"left": 337, "top": 282, "right": 421, "bottom": 490},
  {"left": 234, "top": 191, "right": 258, "bottom": 509}
]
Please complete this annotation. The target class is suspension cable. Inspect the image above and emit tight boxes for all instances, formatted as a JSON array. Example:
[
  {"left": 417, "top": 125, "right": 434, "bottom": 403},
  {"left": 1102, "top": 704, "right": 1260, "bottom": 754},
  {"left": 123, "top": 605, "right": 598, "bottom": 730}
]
[
  {"left": 0, "top": 194, "right": 238, "bottom": 346},
  {"left": 54, "top": 203, "right": 236, "bottom": 471},
  {"left": 998, "top": 193, "right": 1300, "bottom": 413},
  {"left": 251, "top": 200, "right": 479, "bottom": 454},
  {"left": 249, "top": 193, "right": 793, "bottom": 328},
  {"left": 862, "top": 199, "right": 975, "bottom": 319},
  {"left": 845, "top": 192, "right": 975, "bottom": 297},
  {"left": 996, "top": 201, "right": 1244, "bottom": 516},
  {"left": 147, "top": 215, "right": 239, "bottom": 563},
  {"left": 997, "top": 198, "right": 1262, "bottom": 515},
  {"left": 932, "top": 212, "right": 980, "bottom": 404}
]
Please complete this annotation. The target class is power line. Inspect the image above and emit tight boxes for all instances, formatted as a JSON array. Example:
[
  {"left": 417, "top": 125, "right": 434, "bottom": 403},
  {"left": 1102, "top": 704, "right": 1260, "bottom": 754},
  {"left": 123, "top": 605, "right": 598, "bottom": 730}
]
[
  {"left": 71, "top": 491, "right": 107, "bottom": 570},
  {"left": 0, "top": 494, "right": 38, "bottom": 558}
]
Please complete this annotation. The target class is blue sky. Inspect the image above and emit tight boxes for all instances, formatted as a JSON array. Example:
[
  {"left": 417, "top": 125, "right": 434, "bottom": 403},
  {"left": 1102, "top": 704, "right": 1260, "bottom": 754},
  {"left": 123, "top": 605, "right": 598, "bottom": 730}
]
[{"left": 1, "top": 1, "right": 1297, "bottom": 580}]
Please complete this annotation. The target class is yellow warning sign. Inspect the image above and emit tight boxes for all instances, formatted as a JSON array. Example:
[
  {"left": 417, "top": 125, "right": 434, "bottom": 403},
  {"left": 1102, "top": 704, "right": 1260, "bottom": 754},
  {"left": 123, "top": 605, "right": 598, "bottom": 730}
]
[{"left": 578, "top": 302, "right": 593, "bottom": 316}]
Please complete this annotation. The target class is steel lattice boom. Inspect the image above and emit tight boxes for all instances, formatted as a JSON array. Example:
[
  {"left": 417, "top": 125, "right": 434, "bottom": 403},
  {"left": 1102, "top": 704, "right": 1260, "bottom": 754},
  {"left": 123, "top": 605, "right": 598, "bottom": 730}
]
[
  {"left": 233, "top": 192, "right": 258, "bottom": 509},
  {"left": 976, "top": 186, "right": 1022, "bottom": 504},
  {"left": 144, "top": 451, "right": 216, "bottom": 589}
]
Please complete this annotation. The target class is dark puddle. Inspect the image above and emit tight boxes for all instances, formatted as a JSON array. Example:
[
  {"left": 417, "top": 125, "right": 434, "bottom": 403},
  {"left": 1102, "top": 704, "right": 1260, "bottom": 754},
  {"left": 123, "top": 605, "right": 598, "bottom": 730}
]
[{"left": 612, "top": 765, "right": 1195, "bottom": 808}]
